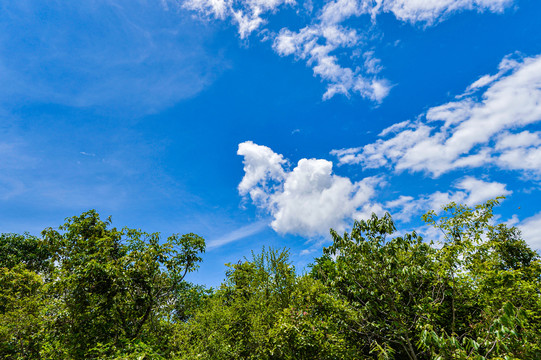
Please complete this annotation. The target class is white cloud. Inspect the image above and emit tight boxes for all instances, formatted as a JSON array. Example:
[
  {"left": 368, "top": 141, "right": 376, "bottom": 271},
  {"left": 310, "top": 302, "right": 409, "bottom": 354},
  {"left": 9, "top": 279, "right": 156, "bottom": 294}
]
[
  {"left": 496, "top": 147, "right": 541, "bottom": 173},
  {"left": 271, "top": 0, "right": 393, "bottom": 101},
  {"left": 363, "top": 51, "right": 384, "bottom": 74},
  {"left": 374, "top": 0, "right": 512, "bottom": 25},
  {"left": 519, "top": 212, "right": 541, "bottom": 250},
  {"left": 495, "top": 131, "right": 541, "bottom": 150},
  {"left": 333, "top": 53, "right": 541, "bottom": 177},
  {"left": 273, "top": 23, "right": 391, "bottom": 102},
  {"left": 183, "top": 0, "right": 295, "bottom": 38},
  {"left": 236, "top": 145, "right": 514, "bottom": 241},
  {"left": 377, "top": 120, "right": 411, "bottom": 137},
  {"left": 237, "top": 141, "right": 383, "bottom": 237},
  {"left": 464, "top": 55, "right": 521, "bottom": 94},
  {"left": 185, "top": 0, "right": 512, "bottom": 101},
  {"left": 184, "top": 0, "right": 229, "bottom": 19},
  {"left": 385, "top": 176, "right": 511, "bottom": 221},
  {"left": 455, "top": 176, "right": 511, "bottom": 206},
  {"left": 238, "top": 141, "right": 287, "bottom": 205}
]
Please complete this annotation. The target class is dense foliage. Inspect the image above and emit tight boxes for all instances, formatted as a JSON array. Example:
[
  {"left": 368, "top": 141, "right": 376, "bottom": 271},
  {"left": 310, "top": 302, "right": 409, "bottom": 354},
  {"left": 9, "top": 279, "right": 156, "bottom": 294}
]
[{"left": 1, "top": 200, "right": 540, "bottom": 359}]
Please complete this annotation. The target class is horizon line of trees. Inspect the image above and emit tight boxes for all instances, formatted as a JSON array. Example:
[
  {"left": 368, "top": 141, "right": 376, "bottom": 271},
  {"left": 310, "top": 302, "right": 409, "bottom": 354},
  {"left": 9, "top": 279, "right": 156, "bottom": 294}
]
[{"left": 1, "top": 198, "right": 540, "bottom": 359}]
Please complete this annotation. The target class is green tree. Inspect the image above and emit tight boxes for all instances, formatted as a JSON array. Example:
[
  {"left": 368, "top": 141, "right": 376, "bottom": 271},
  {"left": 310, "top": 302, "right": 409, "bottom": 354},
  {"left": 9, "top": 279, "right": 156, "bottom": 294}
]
[
  {"left": 312, "top": 213, "right": 438, "bottom": 359},
  {"left": 2, "top": 200, "right": 540, "bottom": 359},
  {"left": 171, "top": 282, "right": 212, "bottom": 323},
  {"left": 40, "top": 210, "right": 205, "bottom": 359},
  {"left": 267, "top": 275, "right": 361, "bottom": 359},
  {"left": 313, "top": 199, "right": 541, "bottom": 359},
  {"left": 175, "top": 247, "right": 297, "bottom": 359},
  {"left": 0, "top": 233, "right": 50, "bottom": 359},
  {"left": 419, "top": 200, "right": 541, "bottom": 359},
  {"left": 0, "top": 233, "right": 51, "bottom": 273},
  {"left": 0, "top": 265, "right": 45, "bottom": 360}
]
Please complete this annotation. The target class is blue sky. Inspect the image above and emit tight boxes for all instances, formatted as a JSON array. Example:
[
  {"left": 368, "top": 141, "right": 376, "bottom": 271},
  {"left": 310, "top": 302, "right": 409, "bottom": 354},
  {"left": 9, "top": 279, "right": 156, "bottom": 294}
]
[{"left": 1, "top": 0, "right": 541, "bottom": 287}]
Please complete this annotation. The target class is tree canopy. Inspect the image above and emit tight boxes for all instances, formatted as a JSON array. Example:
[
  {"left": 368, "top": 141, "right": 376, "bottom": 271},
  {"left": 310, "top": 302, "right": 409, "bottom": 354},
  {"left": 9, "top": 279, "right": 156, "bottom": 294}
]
[{"left": 1, "top": 199, "right": 540, "bottom": 359}]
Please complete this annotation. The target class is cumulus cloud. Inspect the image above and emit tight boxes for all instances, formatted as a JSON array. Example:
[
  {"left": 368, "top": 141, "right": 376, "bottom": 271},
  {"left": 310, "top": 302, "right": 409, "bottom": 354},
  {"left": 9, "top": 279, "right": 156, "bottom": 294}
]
[
  {"left": 333, "top": 53, "right": 541, "bottom": 177},
  {"left": 238, "top": 141, "right": 287, "bottom": 205},
  {"left": 237, "top": 141, "right": 383, "bottom": 237},
  {"left": 236, "top": 142, "right": 514, "bottom": 240},
  {"left": 185, "top": 0, "right": 512, "bottom": 101}
]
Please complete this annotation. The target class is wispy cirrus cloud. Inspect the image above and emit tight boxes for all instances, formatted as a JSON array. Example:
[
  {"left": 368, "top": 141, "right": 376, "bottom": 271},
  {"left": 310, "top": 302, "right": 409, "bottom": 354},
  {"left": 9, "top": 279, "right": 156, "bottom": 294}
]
[
  {"left": 206, "top": 220, "right": 269, "bottom": 250},
  {"left": 0, "top": 0, "right": 224, "bottom": 115},
  {"left": 184, "top": 0, "right": 514, "bottom": 101},
  {"left": 332, "top": 53, "right": 541, "bottom": 177}
]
